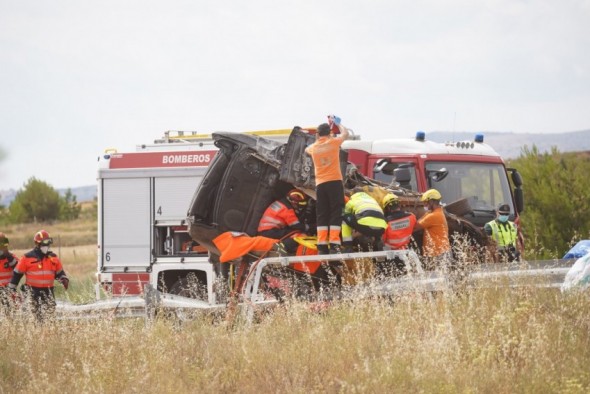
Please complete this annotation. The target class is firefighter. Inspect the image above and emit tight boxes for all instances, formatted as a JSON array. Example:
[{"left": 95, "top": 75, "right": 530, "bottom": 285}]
[
  {"left": 0, "top": 232, "right": 18, "bottom": 311},
  {"left": 304, "top": 118, "right": 350, "bottom": 254},
  {"left": 382, "top": 193, "right": 417, "bottom": 250},
  {"left": 8, "top": 230, "right": 69, "bottom": 321},
  {"left": 258, "top": 189, "right": 311, "bottom": 254},
  {"left": 484, "top": 203, "right": 520, "bottom": 262},
  {"left": 341, "top": 190, "right": 388, "bottom": 252},
  {"left": 415, "top": 189, "right": 452, "bottom": 270},
  {"left": 378, "top": 194, "right": 417, "bottom": 276}
]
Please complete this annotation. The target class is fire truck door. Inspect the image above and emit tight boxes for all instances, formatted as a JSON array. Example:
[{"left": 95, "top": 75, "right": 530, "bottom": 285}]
[
  {"left": 154, "top": 176, "right": 202, "bottom": 221},
  {"left": 102, "top": 178, "right": 151, "bottom": 268}
]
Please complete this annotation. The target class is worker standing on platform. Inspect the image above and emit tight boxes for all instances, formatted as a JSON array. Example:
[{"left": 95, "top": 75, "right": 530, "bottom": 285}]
[{"left": 305, "top": 116, "right": 349, "bottom": 254}]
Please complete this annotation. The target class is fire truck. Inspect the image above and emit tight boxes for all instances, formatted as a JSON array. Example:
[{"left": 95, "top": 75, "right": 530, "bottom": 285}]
[
  {"left": 96, "top": 129, "right": 523, "bottom": 302},
  {"left": 96, "top": 130, "right": 290, "bottom": 302},
  {"left": 343, "top": 131, "right": 524, "bottom": 229}
]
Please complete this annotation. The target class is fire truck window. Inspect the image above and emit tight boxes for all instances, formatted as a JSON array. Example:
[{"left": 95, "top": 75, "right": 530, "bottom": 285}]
[
  {"left": 426, "top": 162, "right": 512, "bottom": 211},
  {"left": 372, "top": 162, "right": 418, "bottom": 191}
]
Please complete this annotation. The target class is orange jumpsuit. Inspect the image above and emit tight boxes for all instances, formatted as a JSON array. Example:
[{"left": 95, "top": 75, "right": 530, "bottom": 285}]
[
  {"left": 417, "top": 207, "right": 451, "bottom": 257},
  {"left": 9, "top": 248, "right": 68, "bottom": 319},
  {"left": 305, "top": 136, "right": 345, "bottom": 249},
  {"left": 0, "top": 252, "right": 18, "bottom": 287},
  {"left": 257, "top": 198, "right": 305, "bottom": 239},
  {"left": 383, "top": 211, "right": 417, "bottom": 250}
]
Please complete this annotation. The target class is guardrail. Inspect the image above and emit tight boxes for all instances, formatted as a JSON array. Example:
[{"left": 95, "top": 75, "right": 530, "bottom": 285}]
[{"left": 46, "top": 254, "right": 576, "bottom": 323}]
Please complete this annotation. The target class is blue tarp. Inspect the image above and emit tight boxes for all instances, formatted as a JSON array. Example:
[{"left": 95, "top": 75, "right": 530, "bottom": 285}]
[{"left": 563, "top": 240, "right": 590, "bottom": 259}]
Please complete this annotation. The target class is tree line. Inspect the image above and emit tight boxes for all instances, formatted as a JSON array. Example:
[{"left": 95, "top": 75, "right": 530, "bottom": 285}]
[
  {"left": 507, "top": 145, "right": 590, "bottom": 259},
  {"left": 0, "top": 177, "right": 81, "bottom": 225}
]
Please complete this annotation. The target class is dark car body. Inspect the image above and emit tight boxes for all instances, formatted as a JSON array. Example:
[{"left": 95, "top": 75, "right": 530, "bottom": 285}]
[{"left": 187, "top": 130, "right": 345, "bottom": 256}]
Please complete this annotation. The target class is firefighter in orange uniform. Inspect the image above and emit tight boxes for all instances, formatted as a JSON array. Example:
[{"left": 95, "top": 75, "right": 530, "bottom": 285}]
[
  {"left": 258, "top": 189, "right": 311, "bottom": 254},
  {"left": 305, "top": 118, "right": 350, "bottom": 254},
  {"left": 382, "top": 193, "right": 417, "bottom": 250},
  {"left": 380, "top": 194, "right": 417, "bottom": 276},
  {"left": 8, "top": 230, "right": 69, "bottom": 320},
  {"left": 415, "top": 189, "right": 452, "bottom": 270},
  {"left": 0, "top": 232, "right": 18, "bottom": 311}
]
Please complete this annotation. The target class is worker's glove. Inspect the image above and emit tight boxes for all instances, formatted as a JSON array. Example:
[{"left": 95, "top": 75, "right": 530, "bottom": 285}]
[
  {"left": 7, "top": 283, "right": 19, "bottom": 302},
  {"left": 59, "top": 277, "right": 70, "bottom": 290},
  {"left": 4, "top": 254, "right": 16, "bottom": 268}
]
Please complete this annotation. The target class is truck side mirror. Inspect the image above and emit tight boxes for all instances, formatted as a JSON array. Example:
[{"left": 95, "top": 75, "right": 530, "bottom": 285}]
[
  {"left": 429, "top": 168, "right": 448, "bottom": 183},
  {"left": 373, "top": 159, "right": 389, "bottom": 174},
  {"left": 508, "top": 168, "right": 523, "bottom": 188},
  {"left": 514, "top": 187, "right": 524, "bottom": 213}
]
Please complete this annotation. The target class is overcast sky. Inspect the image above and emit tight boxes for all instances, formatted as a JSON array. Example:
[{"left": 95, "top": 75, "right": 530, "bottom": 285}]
[{"left": 1, "top": 0, "right": 589, "bottom": 191}]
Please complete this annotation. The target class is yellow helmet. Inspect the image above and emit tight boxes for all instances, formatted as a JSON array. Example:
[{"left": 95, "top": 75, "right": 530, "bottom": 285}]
[
  {"left": 420, "top": 189, "right": 442, "bottom": 202},
  {"left": 287, "top": 189, "right": 308, "bottom": 206},
  {"left": 382, "top": 193, "right": 399, "bottom": 208}
]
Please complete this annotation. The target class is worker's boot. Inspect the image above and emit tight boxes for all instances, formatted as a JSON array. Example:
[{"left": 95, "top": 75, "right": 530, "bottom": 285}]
[
  {"left": 342, "top": 242, "right": 354, "bottom": 254},
  {"left": 317, "top": 245, "right": 330, "bottom": 255},
  {"left": 373, "top": 238, "right": 384, "bottom": 252},
  {"left": 329, "top": 243, "right": 342, "bottom": 255}
]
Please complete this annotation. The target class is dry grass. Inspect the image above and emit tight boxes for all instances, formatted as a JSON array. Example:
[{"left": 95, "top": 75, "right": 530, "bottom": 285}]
[
  {"left": 1, "top": 287, "right": 589, "bottom": 392},
  {"left": 1, "top": 205, "right": 590, "bottom": 391}
]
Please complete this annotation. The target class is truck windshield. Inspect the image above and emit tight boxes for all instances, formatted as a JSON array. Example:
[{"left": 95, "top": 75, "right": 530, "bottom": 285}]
[{"left": 425, "top": 161, "right": 514, "bottom": 214}]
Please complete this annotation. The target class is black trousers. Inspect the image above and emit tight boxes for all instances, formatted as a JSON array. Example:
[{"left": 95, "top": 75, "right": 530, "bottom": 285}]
[
  {"left": 23, "top": 286, "right": 56, "bottom": 321},
  {"left": 316, "top": 180, "right": 344, "bottom": 246}
]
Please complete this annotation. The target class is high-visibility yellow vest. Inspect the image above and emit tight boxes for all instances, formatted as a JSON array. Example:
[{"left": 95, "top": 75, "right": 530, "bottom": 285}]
[{"left": 486, "top": 220, "right": 517, "bottom": 249}]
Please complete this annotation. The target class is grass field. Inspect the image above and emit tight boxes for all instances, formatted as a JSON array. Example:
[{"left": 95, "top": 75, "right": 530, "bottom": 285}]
[
  {"left": 1, "top": 286, "right": 589, "bottom": 392},
  {"left": 1, "top": 207, "right": 590, "bottom": 392}
]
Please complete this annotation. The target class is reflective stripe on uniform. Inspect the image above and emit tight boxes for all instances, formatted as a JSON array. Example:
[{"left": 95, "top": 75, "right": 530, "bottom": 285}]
[
  {"left": 25, "top": 270, "right": 56, "bottom": 287},
  {"left": 257, "top": 200, "right": 300, "bottom": 232},
  {"left": 0, "top": 271, "right": 12, "bottom": 285}
]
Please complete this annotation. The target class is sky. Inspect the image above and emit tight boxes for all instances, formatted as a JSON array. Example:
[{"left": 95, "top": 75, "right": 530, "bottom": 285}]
[{"left": 1, "top": 0, "right": 589, "bottom": 191}]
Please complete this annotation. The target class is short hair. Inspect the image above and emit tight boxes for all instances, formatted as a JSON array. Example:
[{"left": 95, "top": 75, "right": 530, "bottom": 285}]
[{"left": 317, "top": 123, "right": 331, "bottom": 136}]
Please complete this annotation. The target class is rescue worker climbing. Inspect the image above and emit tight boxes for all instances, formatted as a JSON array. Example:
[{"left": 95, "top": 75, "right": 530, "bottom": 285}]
[
  {"left": 8, "top": 230, "right": 69, "bottom": 321},
  {"left": 304, "top": 117, "right": 349, "bottom": 254},
  {"left": 258, "top": 189, "right": 311, "bottom": 254},
  {"left": 341, "top": 190, "right": 388, "bottom": 252},
  {"left": 484, "top": 203, "right": 520, "bottom": 262},
  {"left": 415, "top": 189, "right": 452, "bottom": 270},
  {"left": 0, "top": 232, "right": 18, "bottom": 312}
]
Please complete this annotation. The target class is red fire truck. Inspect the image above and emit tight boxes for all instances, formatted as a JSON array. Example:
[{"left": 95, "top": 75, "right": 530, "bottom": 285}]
[
  {"left": 343, "top": 131, "right": 524, "bottom": 230},
  {"left": 96, "top": 129, "right": 523, "bottom": 301},
  {"left": 96, "top": 130, "right": 290, "bottom": 301}
]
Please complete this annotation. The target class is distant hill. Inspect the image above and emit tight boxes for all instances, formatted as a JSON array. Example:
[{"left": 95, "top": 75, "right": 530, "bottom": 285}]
[
  {"left": 2, "top": 129, "right": 589, "bottom": 206},
  {"left": 427, "top": 129, "right": 590, "bottom": 160},
  {"left": 1, "top": 185, "right": 97, "bottom": 207}
]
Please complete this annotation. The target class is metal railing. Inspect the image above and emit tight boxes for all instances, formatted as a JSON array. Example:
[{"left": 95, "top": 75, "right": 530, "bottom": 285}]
[{"left": 45, "top": 254, "right": 576, "bottom": 323}]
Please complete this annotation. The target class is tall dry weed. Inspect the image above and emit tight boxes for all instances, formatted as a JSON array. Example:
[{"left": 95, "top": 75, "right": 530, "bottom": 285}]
[{"left": 1, "top": 286, "right": 589, "bottom": 393}]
